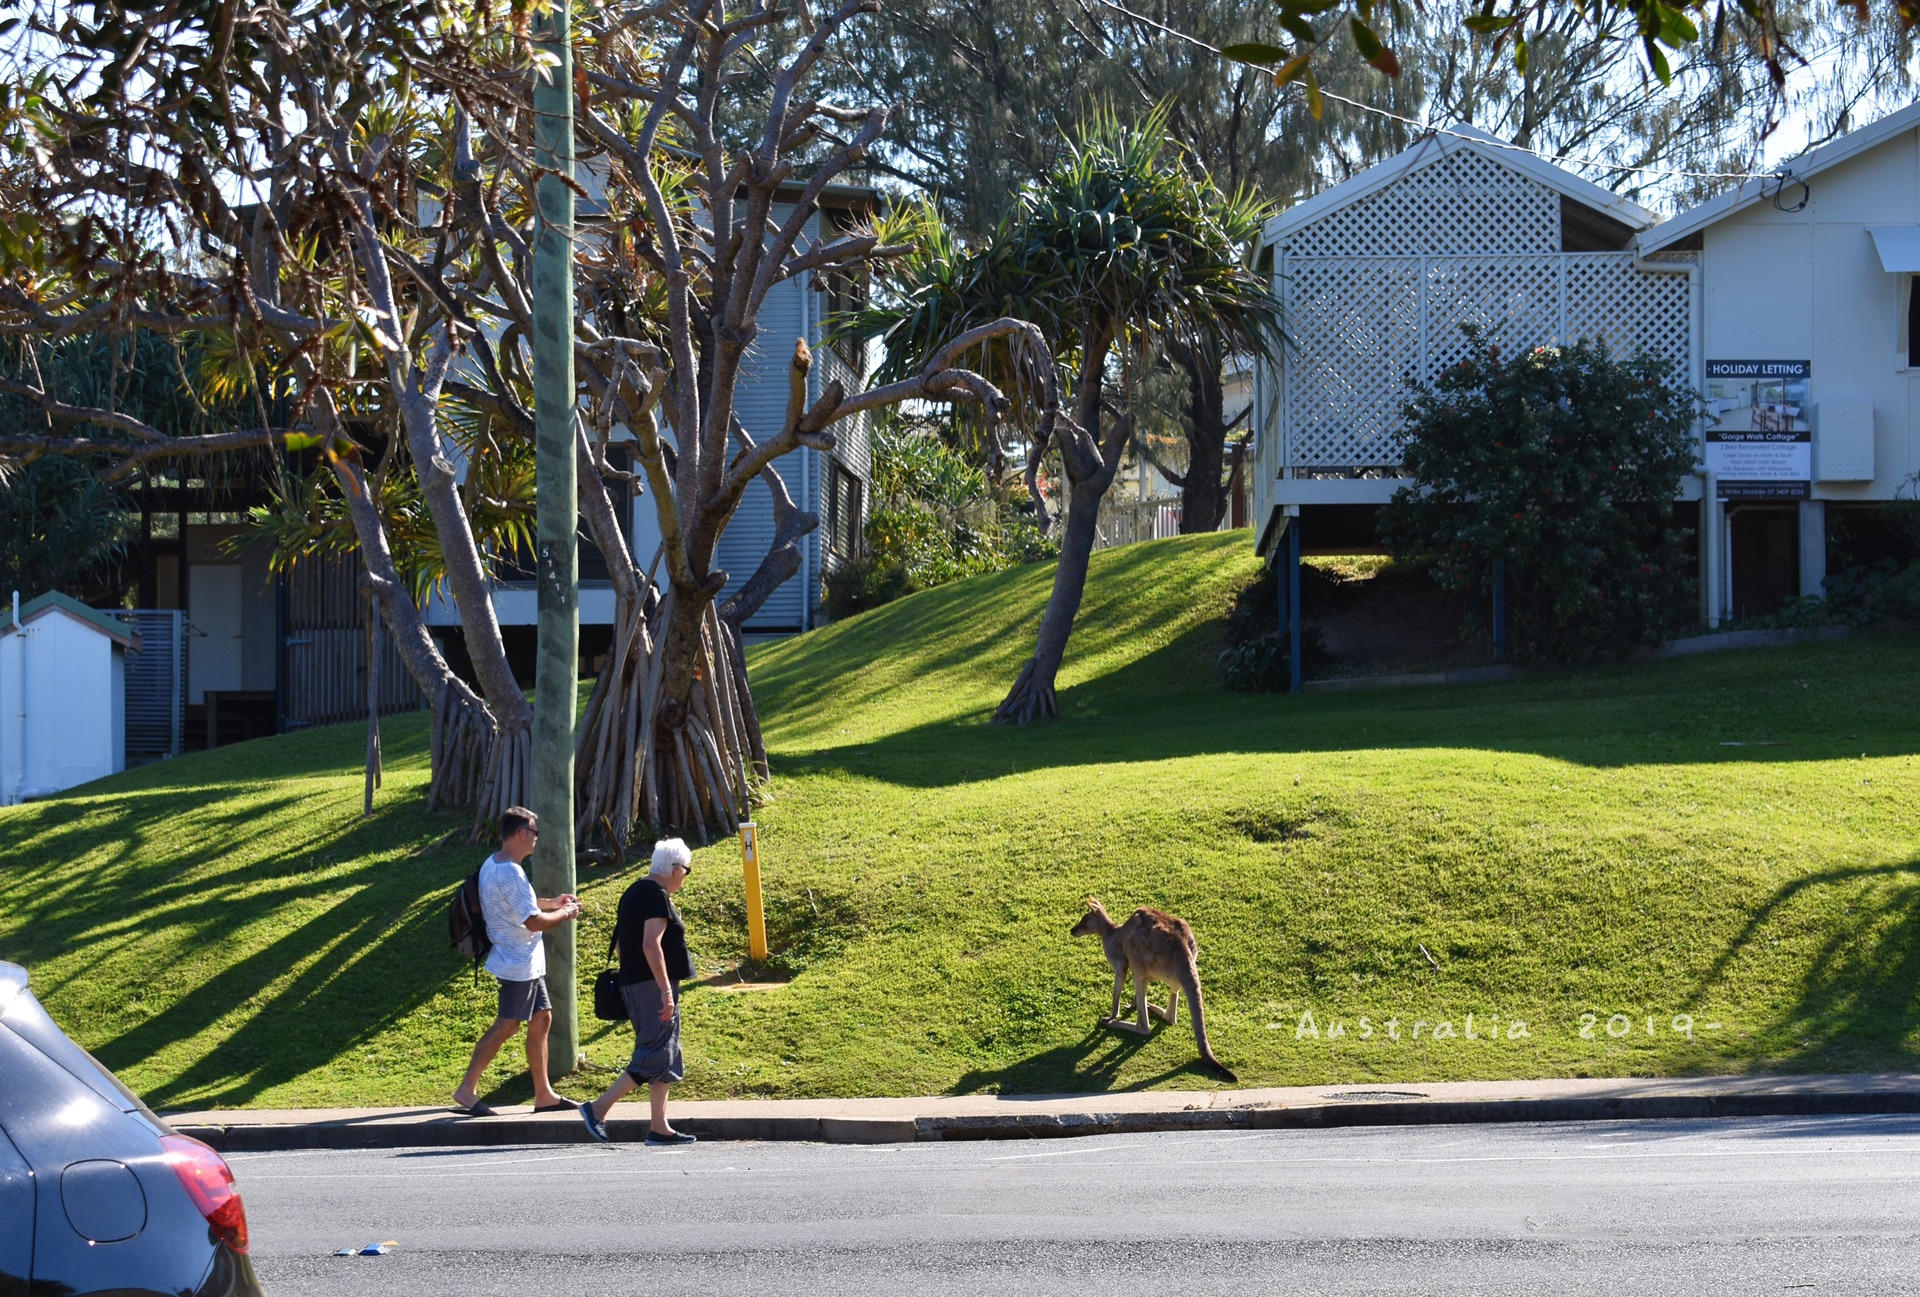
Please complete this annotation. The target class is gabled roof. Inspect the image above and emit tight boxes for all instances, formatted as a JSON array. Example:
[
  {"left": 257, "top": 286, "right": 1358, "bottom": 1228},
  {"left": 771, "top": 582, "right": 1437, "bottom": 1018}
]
[
  {"left": 1263, "top": 123, "right": 1660, "bottom": 244},
  {"left": 1639, "top": 100, "right": 1920, "bottom": 254},
  {"left": 0, "top": 591, "right": 139, "bottom": 649}
]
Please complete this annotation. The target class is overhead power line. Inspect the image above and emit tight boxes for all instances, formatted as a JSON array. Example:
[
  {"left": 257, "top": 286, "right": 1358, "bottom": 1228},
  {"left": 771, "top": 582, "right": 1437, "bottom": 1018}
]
[{"left": 1091, "top": 0, "right": 1783, "bottom": 184}]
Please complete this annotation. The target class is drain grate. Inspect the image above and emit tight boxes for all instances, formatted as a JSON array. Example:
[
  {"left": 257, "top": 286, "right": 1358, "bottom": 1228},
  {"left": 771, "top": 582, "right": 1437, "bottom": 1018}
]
[{"left": 1321, "top": 1090, "right": 1429, "bottom": 1102}]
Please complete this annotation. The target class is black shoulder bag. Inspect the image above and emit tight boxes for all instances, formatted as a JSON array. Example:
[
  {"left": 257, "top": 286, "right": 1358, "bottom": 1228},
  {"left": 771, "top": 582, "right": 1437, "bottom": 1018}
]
[{"left": 592, "top": 930, "right": 625, "bottom": 1021}]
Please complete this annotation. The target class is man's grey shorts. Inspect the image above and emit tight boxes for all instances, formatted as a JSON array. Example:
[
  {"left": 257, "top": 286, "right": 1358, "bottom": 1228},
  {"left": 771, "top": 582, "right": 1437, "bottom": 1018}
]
[
  {"left": 620, "top": 980, "right": 685, "bottom": 1084},
  {"left": 495, "top": 975, "right": 552, "bottom": 1022}
]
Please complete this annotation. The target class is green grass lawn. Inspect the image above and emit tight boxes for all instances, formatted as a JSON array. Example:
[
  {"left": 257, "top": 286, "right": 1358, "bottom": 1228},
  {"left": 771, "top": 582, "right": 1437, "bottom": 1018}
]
[{"left": 2, "top": 531, "right": 1918, "bottom": 1109}]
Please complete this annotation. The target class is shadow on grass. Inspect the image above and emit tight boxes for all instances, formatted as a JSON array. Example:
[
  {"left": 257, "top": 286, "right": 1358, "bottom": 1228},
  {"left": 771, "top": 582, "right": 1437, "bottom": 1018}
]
[
  {"left": 113, "top": 891, "right": 455, "bottom": 1109},
  {"left": 0, "top": 769, "right": 476, "bottom": 1109},
  {"left": 949, "top": 1023, "right": 1233, "bottom": 1095},
  {"left": 771, "top": 628, "right": 1920, "bottom": 789},
  {"left": 40, "top": 711, "right": 434, "bottom": 801},
  {"left": 1689, "top": 857, "right": 1920, "bottom": 1074},
  {"left": 750, "top": 534, "right": 1259, "bottom": 743}
]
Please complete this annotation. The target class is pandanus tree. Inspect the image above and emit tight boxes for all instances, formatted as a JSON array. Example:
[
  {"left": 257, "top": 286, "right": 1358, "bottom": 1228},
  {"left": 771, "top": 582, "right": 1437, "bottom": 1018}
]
[
  {"left": 865, "top": 110, "right": 1280, "bottom": 722},
  {"left": 0, "top": 0, "right": 1053, "bottom": 840}
]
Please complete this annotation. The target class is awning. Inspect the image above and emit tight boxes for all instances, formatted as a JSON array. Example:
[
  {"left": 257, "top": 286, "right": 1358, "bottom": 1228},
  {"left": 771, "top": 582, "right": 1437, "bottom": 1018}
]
[{"left": 1868, "top": 226, "right": 1920, "bottom": 272}]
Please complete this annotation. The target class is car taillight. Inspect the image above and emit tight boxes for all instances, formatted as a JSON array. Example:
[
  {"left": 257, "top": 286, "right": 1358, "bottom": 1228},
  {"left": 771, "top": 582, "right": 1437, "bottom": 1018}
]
[{"left": 160, "top": 1134, "right": 250, "bottom": 1254}]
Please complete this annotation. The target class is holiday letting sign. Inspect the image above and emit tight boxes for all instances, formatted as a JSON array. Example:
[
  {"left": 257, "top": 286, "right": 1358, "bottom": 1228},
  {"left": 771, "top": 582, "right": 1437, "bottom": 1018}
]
[{"left": 1703, "top": 360, "right": 1811, "bottom": 500}]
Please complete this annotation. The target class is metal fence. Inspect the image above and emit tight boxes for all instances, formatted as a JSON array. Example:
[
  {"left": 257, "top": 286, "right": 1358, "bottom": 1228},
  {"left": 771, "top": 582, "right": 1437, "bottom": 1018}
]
[
  {"left": 114, "top": 610, "right": 185, "bottom": 764},
  {"left": 1091, "top": 496, "right": 1184, "bottom": 550},
  {"left": 283, "top": 554, "right": 425, "bottom": 729}
]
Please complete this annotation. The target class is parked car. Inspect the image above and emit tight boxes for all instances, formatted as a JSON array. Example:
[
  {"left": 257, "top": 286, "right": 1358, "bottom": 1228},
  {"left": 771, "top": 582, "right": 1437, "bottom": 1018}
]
[{"left": 0, "top": 960, "right": 264, "bottom": 1295}]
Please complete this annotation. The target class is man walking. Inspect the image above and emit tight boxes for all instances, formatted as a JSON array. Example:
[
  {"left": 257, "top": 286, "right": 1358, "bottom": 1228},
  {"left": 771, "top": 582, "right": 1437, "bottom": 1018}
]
[{"left": 452, "top": 806, "right": 582, "bottom": 1116}]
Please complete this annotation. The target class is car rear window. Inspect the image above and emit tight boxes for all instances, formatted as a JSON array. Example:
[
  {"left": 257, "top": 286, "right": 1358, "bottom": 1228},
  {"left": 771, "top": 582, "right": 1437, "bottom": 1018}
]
[{"left": 0, "top": 993, "right": 157, "bottom": 1120}]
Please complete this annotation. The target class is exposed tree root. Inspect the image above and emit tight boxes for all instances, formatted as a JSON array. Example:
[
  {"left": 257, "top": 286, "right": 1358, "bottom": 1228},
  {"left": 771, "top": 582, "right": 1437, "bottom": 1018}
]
[
  {"left": 993, "top": 658, "right": 1059, "bottom": 725},
  {"left": 426, "top": 678, "right": 529, "bottom": 839},
  {"left": 574, "top": 591, "right": 760, "bottom": 849}
]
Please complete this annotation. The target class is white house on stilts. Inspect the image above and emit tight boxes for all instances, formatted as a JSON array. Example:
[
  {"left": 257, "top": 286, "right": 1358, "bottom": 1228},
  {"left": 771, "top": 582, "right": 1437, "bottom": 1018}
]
[{"left": 1252, "top": 109, "right": 1920, "bottom": 684}]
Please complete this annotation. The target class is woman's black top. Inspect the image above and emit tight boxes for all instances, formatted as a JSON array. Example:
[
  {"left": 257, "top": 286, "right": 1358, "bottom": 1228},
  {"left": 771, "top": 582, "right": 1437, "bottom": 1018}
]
[{"left": 615, "top": 876, "right": 694, "bottom": 986}]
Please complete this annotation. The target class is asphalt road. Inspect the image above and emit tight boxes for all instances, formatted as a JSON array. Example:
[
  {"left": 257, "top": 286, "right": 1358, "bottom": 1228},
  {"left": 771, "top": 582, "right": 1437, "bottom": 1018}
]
[{"left": 238, "top": 1115, "right": 1920, "bottom": 1295}]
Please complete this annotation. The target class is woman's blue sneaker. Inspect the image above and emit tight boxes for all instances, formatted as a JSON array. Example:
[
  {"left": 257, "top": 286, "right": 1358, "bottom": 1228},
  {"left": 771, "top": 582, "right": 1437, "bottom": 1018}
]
[
  {"left": 645, "top": 1129, "right": 697, "bottom": 1146},
  {"left": 578, "top": 1101, "right": 610, "bottom": 1143}
]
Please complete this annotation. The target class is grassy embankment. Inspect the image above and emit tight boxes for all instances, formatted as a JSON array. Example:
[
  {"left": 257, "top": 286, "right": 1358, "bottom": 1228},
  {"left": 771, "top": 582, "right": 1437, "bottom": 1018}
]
[{"left": 1, "top": 532, "right": 1917, "bottom": 1109}]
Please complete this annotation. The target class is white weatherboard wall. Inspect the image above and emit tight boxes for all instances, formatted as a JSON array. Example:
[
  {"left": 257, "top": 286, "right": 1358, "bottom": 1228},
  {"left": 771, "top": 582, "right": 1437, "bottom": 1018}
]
[
  {"left": 714, "top": 202, "right": 813, "bottom": 633},
  {"left": 1635, "top": 103, "right": 1920, "bottom": 614},
  {"left": 1692, "top": 140, "right": 1920, "bottom": 503},
  {"left": 0, "top": 594, "right": 134, "bottom": 804},
  {"left": 711, "top": 201, "right": 874, "bottom": 634}
]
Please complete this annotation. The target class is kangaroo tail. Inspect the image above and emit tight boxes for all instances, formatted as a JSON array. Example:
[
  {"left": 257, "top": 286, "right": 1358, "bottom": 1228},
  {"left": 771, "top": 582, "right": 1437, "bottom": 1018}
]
[{"left": 1183, "top": 967, "right": 1237, "bottom": 1082}]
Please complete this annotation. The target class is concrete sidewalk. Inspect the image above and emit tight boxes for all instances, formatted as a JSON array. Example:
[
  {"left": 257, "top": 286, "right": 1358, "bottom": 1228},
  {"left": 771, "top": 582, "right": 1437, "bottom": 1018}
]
[{"left": 165, "top": 1072, "right": 1920, "bottom": 1151}]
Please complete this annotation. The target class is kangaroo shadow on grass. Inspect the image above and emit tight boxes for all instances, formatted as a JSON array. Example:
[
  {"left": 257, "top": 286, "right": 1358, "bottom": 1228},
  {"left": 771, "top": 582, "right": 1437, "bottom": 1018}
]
[
  {"left": 950, "top": 1022, "right": 1228, "bottom": 1096},
  {"left": 1686, "top": 857, "right": 1920, "bottom": 1074}
]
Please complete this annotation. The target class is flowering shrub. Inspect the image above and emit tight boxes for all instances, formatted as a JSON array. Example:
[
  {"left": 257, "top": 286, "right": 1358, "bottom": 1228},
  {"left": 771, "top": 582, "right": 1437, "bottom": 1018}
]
[{"left": 1381, "top": 328, "right": 1702, "bottom": 663}]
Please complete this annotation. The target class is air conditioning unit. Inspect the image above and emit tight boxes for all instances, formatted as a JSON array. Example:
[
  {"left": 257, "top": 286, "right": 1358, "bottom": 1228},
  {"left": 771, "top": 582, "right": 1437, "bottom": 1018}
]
[{"left": 1814, "top": 402, "right": 1875, "bottom": 482}]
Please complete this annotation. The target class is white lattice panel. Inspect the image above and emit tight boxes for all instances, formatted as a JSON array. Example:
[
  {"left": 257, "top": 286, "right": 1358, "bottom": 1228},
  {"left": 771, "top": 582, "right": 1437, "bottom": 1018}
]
[
  {"left": 1284, "top": 258, "right": 1422, "bottom": 472},
  {"left": 1424, "top": 255, "right": 1563, "bottom": 371},
  {"left": 1284, "top": 147, "right": 1561, "bottom": 257},
  {"left": 1282, "top": 252, "right": 1693, "bottom": 470},
  {"left": 1565, "top": 254, "right": 1691, "bottom": 371}
]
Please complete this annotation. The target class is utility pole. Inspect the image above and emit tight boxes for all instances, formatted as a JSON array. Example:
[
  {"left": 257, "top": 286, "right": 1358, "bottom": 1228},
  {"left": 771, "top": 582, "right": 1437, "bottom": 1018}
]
[{"left": 530, "top": 0, "right": 579, "bottom": 1080}]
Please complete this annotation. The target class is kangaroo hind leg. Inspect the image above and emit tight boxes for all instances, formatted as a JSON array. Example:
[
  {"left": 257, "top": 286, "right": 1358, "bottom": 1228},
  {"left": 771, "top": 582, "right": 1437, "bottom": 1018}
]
[
  {"left": 1150, "top": 986, "right": 1178, "bottom": 1024},
  {"left": 1126, "top": 963, "right": 1154, "bottom": 1034}
]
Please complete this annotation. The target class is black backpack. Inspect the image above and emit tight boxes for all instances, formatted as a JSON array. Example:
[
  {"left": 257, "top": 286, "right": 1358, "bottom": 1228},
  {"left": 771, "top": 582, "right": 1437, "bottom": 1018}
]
[{"left": 449, "top": 868, "right": 492, "bottom": 966}]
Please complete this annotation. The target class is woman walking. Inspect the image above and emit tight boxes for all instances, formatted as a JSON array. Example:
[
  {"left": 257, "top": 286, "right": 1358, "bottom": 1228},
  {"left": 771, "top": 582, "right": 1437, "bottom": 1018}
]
[{"left": 578, "top": 838, "right": 698, "bottom": 1145}]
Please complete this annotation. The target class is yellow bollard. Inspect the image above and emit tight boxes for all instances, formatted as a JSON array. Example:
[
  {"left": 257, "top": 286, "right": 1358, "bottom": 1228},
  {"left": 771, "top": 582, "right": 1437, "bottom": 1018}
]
[{"left": 740, "top": 821, "right": 768, "bottom": 963}]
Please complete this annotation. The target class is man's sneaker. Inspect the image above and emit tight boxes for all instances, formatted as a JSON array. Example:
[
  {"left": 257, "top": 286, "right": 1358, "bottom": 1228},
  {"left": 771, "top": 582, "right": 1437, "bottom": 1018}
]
[
  {"left": 645, "top": 1129, "right": 697, "bottom": 1146},
  {"left": 578, "top": 1101, "right": 610, "bottom": 1144}
]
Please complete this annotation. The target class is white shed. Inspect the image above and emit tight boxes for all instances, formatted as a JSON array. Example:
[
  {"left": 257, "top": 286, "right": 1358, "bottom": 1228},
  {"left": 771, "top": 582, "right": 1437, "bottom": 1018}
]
[
  {"left": 1248, "top": 127, "right": 1700, "bottom": 683},
  {"left": 0, "top": 591, "right": 139, "bottom": 804}
]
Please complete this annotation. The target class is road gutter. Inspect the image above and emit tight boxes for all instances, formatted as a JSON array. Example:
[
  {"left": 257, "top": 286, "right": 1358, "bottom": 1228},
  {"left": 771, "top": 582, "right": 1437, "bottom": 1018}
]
[{"left": 165, "top": 1073, "right": 1920, "bottom": 1152}]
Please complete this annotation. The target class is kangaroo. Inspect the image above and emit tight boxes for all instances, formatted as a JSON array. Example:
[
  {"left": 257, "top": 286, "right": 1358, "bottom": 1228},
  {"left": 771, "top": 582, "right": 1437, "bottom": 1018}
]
[{"left": 1070, "top": 897, "right": 1237, "bottom": 1081}]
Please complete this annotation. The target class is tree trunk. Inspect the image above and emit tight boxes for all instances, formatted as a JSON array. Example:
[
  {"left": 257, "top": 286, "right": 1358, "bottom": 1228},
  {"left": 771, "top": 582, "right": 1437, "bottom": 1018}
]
[
  {"left": 996, "top": 337, "right": 1124, "bottom": 725},
  {"left": 325, "top": 448, "right": 500, "bottom": 816},
  {"left": 994, "top": 475, "right": 1106, "bottom": 724},
  {"left": 391, "top": 385, "right": 534, "bottom": 833},
  {"left": 572, "top": 454, "right": 759, "bottom": 849},
  {"left": 1172, "top": 337, "right": 1229, "bottom": 535},
  {"left": 364, "top": 586, "right": 382, "bottom": 819},
  {"left": 573, "top": 584, "right": 757, "bottom": 849}
]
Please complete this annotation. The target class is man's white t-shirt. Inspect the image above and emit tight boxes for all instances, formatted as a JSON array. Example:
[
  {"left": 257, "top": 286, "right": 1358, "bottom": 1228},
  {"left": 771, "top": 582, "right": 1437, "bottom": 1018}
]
[{"left": 478, "top": 854, "right": 545, "bottom": 981}]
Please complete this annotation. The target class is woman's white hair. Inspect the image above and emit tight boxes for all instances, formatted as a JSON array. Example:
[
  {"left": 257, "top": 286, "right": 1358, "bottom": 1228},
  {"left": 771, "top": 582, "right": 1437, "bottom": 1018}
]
[{"left": 650, "top": 838, "right": 692, "bottom": 877}]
